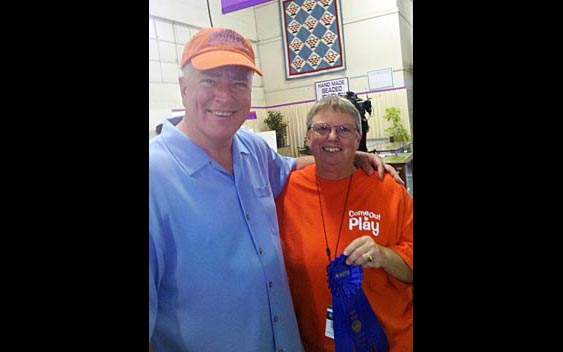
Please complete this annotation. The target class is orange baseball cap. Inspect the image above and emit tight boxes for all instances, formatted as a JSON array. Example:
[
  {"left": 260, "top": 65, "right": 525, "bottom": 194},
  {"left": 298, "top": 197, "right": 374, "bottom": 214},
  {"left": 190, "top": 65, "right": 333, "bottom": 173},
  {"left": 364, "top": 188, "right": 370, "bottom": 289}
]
[{"left": 181, "top": 27, "right": 263, "bottom": 76}]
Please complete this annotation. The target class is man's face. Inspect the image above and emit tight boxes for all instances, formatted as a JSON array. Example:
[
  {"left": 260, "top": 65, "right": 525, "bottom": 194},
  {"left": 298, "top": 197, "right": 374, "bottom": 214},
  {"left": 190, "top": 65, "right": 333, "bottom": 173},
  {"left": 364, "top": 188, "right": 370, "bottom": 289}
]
[{"left": 180, "top": 64, "right": 253, "bottom": 144}]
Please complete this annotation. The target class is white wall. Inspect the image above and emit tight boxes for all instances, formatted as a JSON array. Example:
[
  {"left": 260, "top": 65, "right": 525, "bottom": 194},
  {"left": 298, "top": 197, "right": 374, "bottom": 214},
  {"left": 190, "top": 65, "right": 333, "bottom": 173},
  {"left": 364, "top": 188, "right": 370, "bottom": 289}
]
[
  {"left": 149, "top": 0, "right": 266, "bottom": 130},
  {"left": 398, "top": 0, "right": 414, "bottom": 130},
  {"left": 255, "top": 1, "right": 410, "bottom": 100},
  {"left": 149, "top": 0, "right": 413, "bottom": 148},
  {"left": 254, "top": 0, "right": 413, "bottom": 150}
]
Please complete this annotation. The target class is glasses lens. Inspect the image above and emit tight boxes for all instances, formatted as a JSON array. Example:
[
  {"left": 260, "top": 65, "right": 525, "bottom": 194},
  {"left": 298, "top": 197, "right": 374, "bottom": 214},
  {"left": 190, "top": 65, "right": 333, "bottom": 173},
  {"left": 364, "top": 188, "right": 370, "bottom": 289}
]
[
  {"left": 312, "top": 124, "right": 330, "bottom": 135},
  {"left": 337, "top": 125, "right": 353, "bottom": 137}
]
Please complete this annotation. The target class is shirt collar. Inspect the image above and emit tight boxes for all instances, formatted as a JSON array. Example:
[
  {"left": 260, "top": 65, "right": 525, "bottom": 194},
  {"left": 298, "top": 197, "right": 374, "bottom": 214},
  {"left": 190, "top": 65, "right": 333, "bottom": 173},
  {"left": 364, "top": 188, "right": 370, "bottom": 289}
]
[{"left": 160, "top": 118, "right": 250, "bottom": 176}]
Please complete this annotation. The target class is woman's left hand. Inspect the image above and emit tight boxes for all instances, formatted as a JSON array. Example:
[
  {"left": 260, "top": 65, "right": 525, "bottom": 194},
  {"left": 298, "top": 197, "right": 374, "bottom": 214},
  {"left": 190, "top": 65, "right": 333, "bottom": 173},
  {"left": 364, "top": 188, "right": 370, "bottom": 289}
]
[{"left": 343, "top": 235, "right": 385, "bottom": 268}]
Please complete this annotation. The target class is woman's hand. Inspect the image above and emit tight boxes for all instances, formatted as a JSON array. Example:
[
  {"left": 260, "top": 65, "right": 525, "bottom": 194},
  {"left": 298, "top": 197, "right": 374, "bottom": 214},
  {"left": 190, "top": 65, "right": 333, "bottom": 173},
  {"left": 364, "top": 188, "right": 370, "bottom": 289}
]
[
  {"left": 343, "top": 235, "right": 413, "bottom": 283},
  {"left": 343, "top": 235, "right": 385, "bottom": 269}
]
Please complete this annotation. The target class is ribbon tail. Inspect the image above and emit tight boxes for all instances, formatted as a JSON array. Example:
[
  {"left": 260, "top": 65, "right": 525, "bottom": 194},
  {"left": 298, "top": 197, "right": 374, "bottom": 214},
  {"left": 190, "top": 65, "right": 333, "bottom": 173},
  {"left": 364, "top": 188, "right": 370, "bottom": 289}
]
[
  {"left": 328, "top": 254, "right": 389, "bottom": 352},
  {"left": 332, "top": 300, "right": 355, "bottom": 352},
  {"left": 353, "top": 291, "right": 389, "bottom": 352}
]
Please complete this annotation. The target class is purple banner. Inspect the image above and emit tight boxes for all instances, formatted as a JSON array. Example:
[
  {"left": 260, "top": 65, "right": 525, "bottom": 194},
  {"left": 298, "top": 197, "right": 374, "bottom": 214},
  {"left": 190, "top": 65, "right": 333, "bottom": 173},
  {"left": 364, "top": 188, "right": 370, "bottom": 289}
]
[{"left": 221, "top": 0, "right": 272, "bottom": 14}]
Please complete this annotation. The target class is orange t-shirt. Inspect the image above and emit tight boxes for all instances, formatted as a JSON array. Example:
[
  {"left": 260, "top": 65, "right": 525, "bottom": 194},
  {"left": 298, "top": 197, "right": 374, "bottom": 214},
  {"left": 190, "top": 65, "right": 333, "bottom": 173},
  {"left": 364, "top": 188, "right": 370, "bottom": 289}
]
[{"left": 276, "top": 165, "right": 413, "bottom": 352}]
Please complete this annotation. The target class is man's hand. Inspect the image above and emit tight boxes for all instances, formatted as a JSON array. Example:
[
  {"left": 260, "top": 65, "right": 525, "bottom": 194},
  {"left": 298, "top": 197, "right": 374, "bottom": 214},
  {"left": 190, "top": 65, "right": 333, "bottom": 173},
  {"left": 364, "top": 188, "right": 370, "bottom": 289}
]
[{"left": 354, "top": 151, "right": 405, "bottom": 185}]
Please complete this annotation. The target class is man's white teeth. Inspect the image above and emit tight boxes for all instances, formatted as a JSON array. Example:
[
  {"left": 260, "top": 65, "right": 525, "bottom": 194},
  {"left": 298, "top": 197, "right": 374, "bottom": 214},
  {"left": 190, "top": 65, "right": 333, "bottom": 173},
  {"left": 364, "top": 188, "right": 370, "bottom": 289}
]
[
  {"left": 322, "top": 147, "right": 340, "bottom": 152},
  {"left": 214, "top": 111, "right": 232, "bottom": 117}
]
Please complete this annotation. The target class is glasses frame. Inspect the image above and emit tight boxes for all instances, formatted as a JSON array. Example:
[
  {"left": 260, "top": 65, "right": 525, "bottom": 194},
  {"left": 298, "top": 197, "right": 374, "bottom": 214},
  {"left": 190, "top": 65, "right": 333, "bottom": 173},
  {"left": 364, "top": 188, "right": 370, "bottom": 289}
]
[{"left": 308, "top": 122, "right": 359, "bottom": 138}]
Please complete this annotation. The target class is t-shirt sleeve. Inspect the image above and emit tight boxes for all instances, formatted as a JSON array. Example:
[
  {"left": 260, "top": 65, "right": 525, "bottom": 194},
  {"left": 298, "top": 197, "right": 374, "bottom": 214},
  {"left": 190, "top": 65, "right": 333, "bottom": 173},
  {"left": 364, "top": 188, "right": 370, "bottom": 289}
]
[{"left": 390, "top": 185, "right": 413, "bottom": 270}]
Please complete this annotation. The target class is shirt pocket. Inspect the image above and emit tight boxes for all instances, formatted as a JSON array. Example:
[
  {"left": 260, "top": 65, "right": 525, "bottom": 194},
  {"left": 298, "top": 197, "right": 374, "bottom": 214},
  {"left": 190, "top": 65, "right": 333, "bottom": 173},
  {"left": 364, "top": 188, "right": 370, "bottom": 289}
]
[
  {"left": 254, "top": 185, "right": 272, "bottom": 198},
  {"left": 253, "top": 184, "right": 280, "bottom": 236}
]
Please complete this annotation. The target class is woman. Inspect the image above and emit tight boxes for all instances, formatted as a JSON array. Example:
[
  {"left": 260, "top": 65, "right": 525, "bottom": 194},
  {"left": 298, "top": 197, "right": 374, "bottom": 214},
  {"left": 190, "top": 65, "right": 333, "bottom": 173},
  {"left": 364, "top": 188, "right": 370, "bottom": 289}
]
[{"left": 276, "top": 96, "right": 413, "bottom": 351}]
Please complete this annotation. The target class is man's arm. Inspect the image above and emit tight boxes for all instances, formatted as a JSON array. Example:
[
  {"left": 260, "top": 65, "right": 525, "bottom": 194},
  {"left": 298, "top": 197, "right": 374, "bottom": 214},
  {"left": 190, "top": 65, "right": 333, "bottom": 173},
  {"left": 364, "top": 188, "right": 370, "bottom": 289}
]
[
  {"left": 295, "top": 155, "right": 315, "bottom": 170},
  {"left": 295, "top": 153, "right": 403, "bottom": 184},
  {"left": 353, "top": 151, "right": 404, "bottom": 185}
]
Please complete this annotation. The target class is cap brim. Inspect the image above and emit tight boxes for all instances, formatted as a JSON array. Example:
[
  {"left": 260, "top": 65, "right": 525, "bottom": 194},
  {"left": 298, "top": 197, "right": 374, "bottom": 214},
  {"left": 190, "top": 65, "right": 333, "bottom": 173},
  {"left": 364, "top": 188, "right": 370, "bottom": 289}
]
[{"left": 190, "top": 51, "right": 263, "bottom": 76}]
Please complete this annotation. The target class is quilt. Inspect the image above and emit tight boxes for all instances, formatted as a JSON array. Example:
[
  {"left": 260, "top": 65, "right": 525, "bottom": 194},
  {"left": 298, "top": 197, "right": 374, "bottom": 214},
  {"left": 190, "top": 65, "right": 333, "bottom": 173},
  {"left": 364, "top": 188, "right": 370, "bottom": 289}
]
[{"left": 280, "top": 0, "right": 346, "bottom": 80}]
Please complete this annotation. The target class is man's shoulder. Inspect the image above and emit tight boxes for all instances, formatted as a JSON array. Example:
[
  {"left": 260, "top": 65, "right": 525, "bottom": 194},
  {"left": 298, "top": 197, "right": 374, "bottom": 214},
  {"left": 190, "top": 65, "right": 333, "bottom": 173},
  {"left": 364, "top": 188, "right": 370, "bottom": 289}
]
[
  {"left": 235, "top": 126, "right": 257, "bottom": 138},
  {"left": 235, "top": 128, "right": 279, "bottom": 158},
  {"left": 149, "top": 137, "right": 165, "bottom": 162},
  {"left": 235, "top": 127, "right": 265, "bottom": 146},
  {"left": 149, "top": 137, "right": 178, "bottom": 177}
]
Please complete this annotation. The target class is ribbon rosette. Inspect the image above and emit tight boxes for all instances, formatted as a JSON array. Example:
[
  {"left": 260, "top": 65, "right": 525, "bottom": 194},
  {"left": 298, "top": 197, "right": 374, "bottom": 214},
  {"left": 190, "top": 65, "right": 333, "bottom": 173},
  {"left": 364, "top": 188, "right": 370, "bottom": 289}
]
[{"left": 327, "top": 254, "right": 389, "bottom": 352}]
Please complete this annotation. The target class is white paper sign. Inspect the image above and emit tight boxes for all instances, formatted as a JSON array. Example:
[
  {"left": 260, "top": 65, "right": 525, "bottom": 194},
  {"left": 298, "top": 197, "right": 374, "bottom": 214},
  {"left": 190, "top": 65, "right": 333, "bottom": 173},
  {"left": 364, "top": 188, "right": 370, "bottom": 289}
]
[
  {"left": 255, "top": 130, "right": 277, "bottom": 150},
  {"left": 314, "top": 77, "right": 350, "bottom": 101},
  {"left": 367, "top": 67, "right": 393, "bottom": 90}
]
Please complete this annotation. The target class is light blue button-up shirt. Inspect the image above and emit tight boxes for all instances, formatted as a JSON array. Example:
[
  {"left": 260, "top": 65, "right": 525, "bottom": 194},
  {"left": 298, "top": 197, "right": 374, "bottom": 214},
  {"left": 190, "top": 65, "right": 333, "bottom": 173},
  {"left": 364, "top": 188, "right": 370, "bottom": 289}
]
[{"left": 149, "top": 119, "right": 303, "bottom": 352}]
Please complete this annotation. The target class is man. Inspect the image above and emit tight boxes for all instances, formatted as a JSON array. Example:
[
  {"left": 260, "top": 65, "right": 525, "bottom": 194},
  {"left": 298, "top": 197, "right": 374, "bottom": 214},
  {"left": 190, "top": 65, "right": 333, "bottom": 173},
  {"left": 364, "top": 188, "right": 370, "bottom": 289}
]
[{"left": 149, "top": 27, "right": 399, "bottom": 351}]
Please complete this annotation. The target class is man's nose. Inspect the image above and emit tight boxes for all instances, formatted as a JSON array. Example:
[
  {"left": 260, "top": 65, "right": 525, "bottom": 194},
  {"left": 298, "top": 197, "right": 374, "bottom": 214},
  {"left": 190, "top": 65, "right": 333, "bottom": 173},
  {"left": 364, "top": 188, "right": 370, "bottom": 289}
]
[{"left": 214, "top": 81, "right": 234, "bottom": 99}]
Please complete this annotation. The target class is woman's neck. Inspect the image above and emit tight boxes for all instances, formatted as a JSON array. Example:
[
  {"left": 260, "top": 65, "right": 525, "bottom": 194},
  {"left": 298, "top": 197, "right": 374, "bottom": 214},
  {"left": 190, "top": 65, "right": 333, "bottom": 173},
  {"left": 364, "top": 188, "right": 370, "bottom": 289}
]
[{"left": 316, "top": 164, "right": 356, "bottom": 180}]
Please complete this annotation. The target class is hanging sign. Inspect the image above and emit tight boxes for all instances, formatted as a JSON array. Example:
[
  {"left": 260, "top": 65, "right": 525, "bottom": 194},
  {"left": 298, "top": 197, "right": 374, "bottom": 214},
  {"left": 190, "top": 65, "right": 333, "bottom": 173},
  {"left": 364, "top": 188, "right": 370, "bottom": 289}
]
[{"left": 314, "top": 77, "right": 349, "bottom": 101}]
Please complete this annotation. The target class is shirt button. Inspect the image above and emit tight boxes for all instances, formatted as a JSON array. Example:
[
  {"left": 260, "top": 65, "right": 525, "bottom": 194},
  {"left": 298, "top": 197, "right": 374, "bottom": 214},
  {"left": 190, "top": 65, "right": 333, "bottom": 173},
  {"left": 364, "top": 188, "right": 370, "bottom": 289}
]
[
  {"left": 269, "top": 281, "right": 273, "bottom": 288},
  {"left": 246, "top": 213, "right": 250, "bottom": 220},
  {"left": 273, "top": 315, "right": 279, "bottom": 322},
  {"left": 259, "top": 247, "right": 263, "bottom": 254}
]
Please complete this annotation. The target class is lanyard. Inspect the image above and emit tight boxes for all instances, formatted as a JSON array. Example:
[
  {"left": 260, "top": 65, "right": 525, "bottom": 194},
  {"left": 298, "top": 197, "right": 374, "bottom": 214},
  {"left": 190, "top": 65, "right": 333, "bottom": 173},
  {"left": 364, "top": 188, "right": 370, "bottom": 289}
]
[{"left": 315, "top": 174, "right": 353, "bottom": 264}]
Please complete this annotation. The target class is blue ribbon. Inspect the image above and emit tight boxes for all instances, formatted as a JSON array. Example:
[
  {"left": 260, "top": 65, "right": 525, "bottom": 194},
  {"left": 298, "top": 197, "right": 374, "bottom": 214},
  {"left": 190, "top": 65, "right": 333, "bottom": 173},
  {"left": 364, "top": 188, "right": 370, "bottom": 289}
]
[{"left": 327, "top": 254, "right": 389, "bottom": 352}]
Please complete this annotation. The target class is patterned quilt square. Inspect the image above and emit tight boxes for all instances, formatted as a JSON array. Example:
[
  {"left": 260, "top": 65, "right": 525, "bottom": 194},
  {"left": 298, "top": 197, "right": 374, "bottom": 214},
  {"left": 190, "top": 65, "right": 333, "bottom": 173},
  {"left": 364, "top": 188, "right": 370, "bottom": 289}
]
[{"left": 280, "top": 0, "right": 346, "bottom": 80}]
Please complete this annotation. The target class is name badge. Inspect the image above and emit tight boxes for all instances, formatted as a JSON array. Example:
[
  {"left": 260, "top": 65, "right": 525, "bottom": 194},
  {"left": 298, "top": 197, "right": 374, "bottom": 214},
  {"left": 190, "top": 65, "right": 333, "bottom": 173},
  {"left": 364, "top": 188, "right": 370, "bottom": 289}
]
[{"left": 325, "top": 305, "right": 334, "bottom": 339}]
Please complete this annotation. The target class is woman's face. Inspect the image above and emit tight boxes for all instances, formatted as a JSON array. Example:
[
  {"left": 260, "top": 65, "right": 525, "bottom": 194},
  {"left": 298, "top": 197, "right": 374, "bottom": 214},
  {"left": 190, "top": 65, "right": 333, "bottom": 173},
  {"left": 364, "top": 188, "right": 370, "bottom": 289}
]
[{"left": 307, "top": 108, "right": 361, "bottom": 169}]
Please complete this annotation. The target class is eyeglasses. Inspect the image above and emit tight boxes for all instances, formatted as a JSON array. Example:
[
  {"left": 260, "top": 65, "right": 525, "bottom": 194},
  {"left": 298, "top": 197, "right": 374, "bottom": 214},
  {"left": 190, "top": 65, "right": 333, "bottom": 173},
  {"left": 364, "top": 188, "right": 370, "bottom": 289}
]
[{"left": 308, "top": 123, "right": 358, "bottom": 138}]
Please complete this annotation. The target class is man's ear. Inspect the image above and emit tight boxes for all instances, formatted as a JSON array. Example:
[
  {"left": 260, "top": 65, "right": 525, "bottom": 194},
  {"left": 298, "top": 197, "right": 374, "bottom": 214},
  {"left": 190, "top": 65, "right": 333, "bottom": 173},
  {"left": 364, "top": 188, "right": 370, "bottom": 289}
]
[{"left": 178, "top": 76, "right": 187, "bottom": 97}]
